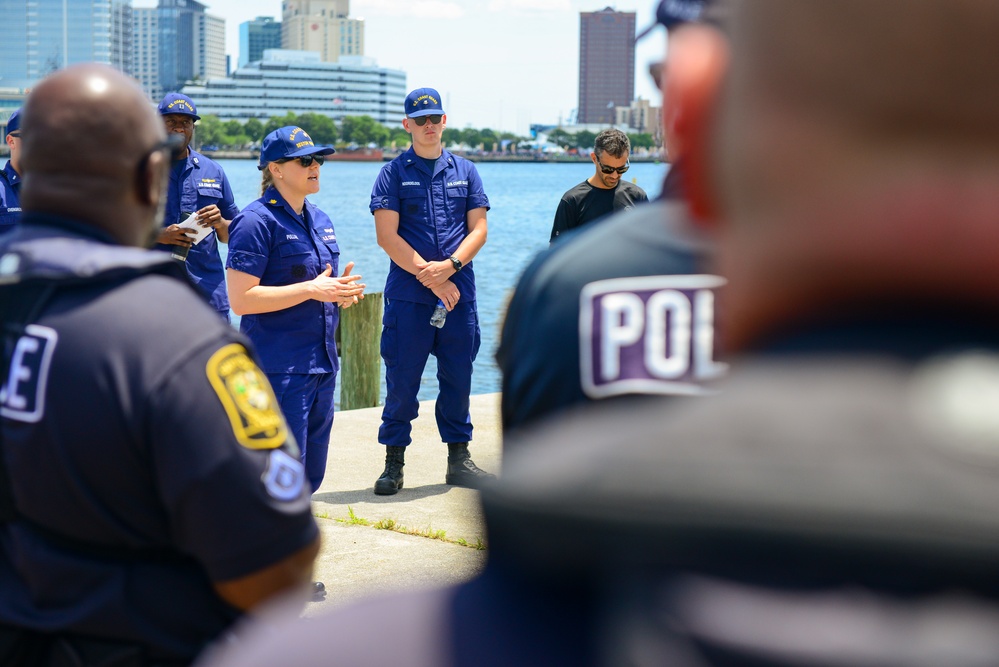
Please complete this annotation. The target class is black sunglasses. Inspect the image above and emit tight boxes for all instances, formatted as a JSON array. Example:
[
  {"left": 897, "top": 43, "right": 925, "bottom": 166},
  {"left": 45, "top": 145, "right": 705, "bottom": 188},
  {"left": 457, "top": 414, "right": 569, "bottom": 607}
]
[
  {"left": 596, "top": 158, "right": 630, "bottom": 175},
  {"left": 412, "top": 114, "right": 443, "bottom": 126},
  {"left": 279, "top": 154, "right": 325, "bottom": 167}
]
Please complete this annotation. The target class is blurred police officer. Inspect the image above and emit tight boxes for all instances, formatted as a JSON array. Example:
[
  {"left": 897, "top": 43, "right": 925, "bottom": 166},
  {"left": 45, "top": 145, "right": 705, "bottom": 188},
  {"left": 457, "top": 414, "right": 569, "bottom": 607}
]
[
  {"left": 197, "top": 0, "right": 999, "bottom": 665},
  {"left": 154, "top": 93, "right": 240, "bottom": 322},
  {"left": 368, "top": 87, "right": 493, "bottom": 494},
  {"left": 0, "top": 64, "right": 319, "bottom": 666},
  {"left": 0, "top": 107, "right": 23, "bottom": 232},
  {"left": 498, "top": 0, "right": 725, "bottom": 437}
]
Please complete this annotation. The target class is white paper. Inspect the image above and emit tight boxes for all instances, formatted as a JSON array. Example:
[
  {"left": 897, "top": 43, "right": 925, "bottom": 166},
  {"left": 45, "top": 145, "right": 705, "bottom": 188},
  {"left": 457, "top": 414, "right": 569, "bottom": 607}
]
[{"left": 176, "top": 211, "right": 213, "bottom": 245}]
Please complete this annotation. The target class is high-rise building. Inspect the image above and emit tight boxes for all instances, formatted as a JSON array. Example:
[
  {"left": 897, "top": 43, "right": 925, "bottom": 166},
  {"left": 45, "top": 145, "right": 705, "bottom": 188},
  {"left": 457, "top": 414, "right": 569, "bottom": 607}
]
[
  {"left": 281, "top": 0, "right": 364, "bottom": 63},
  {"left": 239, "top": 17, "right": 282, "bottom": 68},
  {"left": 0, "top": 0, "right": 133, "bottom": 91},
  {"left": 132, "top": 0, "right": 226, "bottom": 101},
  {"left": 577, "top": 7, "right": 635, "bottom": 125},
  {"left": 181, "top": 50, "right": 405, "bottom": 125}
]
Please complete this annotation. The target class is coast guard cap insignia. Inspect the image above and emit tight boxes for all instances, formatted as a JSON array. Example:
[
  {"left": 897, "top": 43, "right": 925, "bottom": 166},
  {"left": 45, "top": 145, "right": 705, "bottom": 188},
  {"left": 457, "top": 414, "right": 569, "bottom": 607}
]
[{"left": 207, "top": 344, "right": 288, "bottom": 449}]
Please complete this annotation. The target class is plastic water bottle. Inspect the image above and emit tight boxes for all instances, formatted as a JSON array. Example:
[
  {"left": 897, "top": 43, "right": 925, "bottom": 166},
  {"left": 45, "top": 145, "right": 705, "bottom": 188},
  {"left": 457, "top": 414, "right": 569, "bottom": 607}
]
[{"left": 430, "top": 299, "right": 447, "bottom": 328}]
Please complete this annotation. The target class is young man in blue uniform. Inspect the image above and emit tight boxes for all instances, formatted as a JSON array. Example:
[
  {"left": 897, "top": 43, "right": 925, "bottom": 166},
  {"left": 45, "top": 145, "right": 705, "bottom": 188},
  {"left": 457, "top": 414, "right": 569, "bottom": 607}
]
[
  {"left": 0, "top": 64, "right": 319, "bottom": 666},
  {"left": 0, "top": 108, "right": 22, "bottom": 232},
  {"left": 369, "top": 87, "right": 492, "bottom": 495},
  {"left": 155, "top": 93, "right": 240, "bottom": 322}
]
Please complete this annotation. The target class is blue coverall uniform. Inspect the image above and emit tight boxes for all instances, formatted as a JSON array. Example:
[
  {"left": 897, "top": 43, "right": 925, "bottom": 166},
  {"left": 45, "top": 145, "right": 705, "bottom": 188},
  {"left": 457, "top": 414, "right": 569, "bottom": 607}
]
[
  {"left": 0, "top": 160, "right": 21, "bottom": 232},
  {"left": 227, "top": 185, "right": 341, "bottom": 492},
  {"left": 0, "top": 214, "right": 317, "bottom": 664},
  {"left": 370, "top": 147, "right": 490, "bottom": 448},
  {"left": 155, "top": 148, "right": 239, "bottom": 320}
]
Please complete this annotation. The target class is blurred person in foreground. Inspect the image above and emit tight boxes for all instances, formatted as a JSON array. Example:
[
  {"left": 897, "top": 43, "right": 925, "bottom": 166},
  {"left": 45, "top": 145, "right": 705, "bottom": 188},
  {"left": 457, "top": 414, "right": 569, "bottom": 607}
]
[
  {"left": 548, "top": 127, "right": 648, "bottom": 243},
  {"left": 498, "top": 0, "right": 726, "bottom": 438},
  {"left": 0, "top": 64, "right": 319, "bottom": 666},
  {"left": 198, "top": 0, "right": 999, "bottom": 665},
  {"left": 0, "top": 108, "right": 23, "bottom": 232},
  {"left": 153, "top": 93, "right": 240, "bottom": 322}
]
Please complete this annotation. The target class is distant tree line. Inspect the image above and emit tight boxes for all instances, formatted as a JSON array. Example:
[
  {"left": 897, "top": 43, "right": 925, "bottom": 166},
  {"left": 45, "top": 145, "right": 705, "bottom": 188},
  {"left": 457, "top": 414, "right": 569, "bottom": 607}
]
[{"left": 192, "top": 112, "right": 658, "bottom": 152}]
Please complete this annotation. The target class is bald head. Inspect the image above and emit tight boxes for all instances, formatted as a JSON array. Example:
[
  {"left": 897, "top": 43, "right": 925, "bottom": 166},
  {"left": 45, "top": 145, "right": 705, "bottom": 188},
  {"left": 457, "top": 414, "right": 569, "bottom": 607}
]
[
  {"left": 20, "top": 64, "right": 168, "bottom": 247},
  {"left": 702, "top": 0, "right": 999, "bottom": 350}
]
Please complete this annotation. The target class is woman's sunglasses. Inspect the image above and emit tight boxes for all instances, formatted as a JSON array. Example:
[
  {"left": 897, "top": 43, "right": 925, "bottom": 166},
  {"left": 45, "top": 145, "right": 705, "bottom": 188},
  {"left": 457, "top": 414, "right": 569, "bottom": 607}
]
[
  {"left": 279, "top": 154, "right": 326, "bottom": 167},
  {"left": 412, "top": 114, "right": 443, "bottom": 126}
]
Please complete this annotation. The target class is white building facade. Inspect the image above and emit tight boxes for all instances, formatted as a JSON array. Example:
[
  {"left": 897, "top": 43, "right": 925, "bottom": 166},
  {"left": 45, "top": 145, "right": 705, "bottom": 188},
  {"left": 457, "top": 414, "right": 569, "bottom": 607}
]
[{"left": 181, "top": 50, "right": 405, "bottom": 125}]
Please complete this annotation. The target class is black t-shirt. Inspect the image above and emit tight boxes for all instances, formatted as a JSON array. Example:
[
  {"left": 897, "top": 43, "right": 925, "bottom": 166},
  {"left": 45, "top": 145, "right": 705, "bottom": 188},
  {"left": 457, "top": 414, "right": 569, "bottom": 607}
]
[
  {"left": 0, "top": 217, "right": 318, "bottom": 662},
  {"left": 499, "top": 200, "right": 723, "bottom": 435},
  {"left": 550, "top": 179, "right": 648, "bottom": 242}
]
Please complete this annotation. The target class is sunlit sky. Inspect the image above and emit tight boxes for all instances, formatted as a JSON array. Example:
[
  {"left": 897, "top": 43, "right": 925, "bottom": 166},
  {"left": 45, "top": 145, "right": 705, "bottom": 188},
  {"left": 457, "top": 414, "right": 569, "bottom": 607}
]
[{"left": 134, "top": 0, "right": 668, "bottom": 136}]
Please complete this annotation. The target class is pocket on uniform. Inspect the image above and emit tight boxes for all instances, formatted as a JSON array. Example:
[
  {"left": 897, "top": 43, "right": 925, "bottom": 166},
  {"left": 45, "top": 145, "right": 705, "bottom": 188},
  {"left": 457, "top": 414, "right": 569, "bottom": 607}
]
[
  {"left": 399, "top": 188, "right": 427, "bottom": 217},
  {"left": 380, "top": 307, "right": 398, "bottom": 367}
]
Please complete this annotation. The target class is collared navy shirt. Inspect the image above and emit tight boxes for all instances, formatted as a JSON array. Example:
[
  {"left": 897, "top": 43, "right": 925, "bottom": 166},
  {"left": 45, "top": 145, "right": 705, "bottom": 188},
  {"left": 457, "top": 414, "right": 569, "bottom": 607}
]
[
  {"left": 227, "top": 186, "right": 340, "bottom": 374},
  {"left": 155, "top": 149, "right": 239, "bottom": 314},
  {"left": 0, "top": 215, "right": 317, "bottom": 662},
  {"left": 0, "top": 160, "right": 21, "bottom": 232},
  {"left": 370, "top": 146, "right": 490, "bottom": 305}
]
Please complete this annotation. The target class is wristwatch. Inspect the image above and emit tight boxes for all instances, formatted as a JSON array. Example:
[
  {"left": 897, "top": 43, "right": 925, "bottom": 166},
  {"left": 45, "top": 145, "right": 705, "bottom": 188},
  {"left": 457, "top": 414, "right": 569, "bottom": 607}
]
[{"left": 449, "top": 256, "right": 463, "bottom": 272}]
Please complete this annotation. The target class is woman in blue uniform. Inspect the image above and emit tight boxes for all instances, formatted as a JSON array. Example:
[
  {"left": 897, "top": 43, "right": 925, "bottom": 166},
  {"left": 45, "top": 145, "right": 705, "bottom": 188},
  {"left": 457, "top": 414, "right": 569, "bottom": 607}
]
[{"left": 226, "top": 126, "right": 365, "bottom": 495}]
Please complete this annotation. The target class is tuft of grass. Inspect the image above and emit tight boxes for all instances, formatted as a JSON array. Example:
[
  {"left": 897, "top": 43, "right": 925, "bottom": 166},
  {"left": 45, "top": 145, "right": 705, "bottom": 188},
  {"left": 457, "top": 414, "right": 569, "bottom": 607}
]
[{"left": 323, "top": 508, "right": 485, "bottom": 550}]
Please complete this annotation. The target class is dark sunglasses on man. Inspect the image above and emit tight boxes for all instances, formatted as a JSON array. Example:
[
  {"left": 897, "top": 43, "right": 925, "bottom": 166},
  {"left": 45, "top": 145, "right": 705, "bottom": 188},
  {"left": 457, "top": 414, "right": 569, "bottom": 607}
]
[
  {"left": 278, "top": 154, "right": 326, "bottom": 167},
  {"left": 412, "top": 114, "right": 443, "bottom": 127},
  {"left": 596, "top": 158, "right": 630, "bottom": 175}
]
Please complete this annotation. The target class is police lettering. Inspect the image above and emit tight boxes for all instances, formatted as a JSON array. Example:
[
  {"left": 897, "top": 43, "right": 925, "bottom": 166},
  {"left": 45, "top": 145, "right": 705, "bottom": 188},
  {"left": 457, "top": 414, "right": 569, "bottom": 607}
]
[
  {"left": 1, "top": 325, "right": 58, "bottom": 423},
  {"left": 580, "top": 275, "right": 727, "bottom": 398}
]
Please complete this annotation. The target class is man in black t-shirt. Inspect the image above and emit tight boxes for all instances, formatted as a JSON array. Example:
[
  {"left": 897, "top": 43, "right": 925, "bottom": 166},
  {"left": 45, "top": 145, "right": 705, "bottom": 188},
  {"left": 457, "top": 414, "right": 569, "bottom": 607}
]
[{"left": 549, "top": 128, "right": 648, "bottom": 242}]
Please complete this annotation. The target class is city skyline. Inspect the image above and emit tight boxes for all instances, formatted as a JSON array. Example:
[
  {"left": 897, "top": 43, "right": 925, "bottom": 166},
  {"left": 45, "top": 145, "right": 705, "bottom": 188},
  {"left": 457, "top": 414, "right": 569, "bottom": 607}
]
[{"left": 134, "top": 0, "right": 667, "bottom": 136}]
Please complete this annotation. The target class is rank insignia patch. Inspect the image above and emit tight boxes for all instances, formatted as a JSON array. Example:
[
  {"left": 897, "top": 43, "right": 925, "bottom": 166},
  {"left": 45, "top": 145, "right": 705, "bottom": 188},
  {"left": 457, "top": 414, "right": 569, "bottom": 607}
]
[{"left": 207, "top": 344, "right": 288, "bottom": 449}]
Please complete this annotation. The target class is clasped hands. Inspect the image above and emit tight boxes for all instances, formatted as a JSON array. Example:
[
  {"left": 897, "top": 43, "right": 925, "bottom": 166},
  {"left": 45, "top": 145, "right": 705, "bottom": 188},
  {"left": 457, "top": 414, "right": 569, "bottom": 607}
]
[
  {"left": 416, "top": 259, "right": 460, "bottom": 311},
  {"left": 312, "top": 261, "right": 366, "bottom": 309}
]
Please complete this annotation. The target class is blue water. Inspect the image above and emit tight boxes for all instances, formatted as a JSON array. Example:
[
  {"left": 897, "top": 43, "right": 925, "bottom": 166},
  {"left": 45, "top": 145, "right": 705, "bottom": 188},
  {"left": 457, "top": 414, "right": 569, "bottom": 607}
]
[{"left": 215, "top": 158, "right": 669, "bottom": 403}]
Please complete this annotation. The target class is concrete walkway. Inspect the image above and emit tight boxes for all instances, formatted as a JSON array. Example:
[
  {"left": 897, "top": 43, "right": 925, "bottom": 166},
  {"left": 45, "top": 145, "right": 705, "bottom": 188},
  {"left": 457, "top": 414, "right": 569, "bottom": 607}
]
[{"left": 304, "top": 393, "right": 502, "bottom": 614}]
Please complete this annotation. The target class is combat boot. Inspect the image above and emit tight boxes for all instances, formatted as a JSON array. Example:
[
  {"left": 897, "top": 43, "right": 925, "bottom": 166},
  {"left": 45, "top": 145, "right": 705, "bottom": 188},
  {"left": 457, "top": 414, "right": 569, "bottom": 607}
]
[
  {"left": 445, "top": 442, "right": 495, "bottom": 488},
  {"left": 373, "top": 446, "right": 406, "bottom": 495}
]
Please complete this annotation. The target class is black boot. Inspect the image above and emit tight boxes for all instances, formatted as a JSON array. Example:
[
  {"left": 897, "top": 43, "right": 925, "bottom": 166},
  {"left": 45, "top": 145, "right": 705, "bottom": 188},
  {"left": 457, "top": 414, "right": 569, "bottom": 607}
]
[
  {"left": 445, "top": 442, "right": 495, "bottom": 488},
  {"left": 373, "top": 446, "right": 406, "bottom": 495}
]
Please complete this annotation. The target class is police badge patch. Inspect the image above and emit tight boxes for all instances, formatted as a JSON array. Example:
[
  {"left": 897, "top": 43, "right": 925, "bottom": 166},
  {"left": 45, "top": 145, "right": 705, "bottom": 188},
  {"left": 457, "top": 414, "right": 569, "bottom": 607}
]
[{"left": 206, "top": 344, "right": 289, "bottom": 449}]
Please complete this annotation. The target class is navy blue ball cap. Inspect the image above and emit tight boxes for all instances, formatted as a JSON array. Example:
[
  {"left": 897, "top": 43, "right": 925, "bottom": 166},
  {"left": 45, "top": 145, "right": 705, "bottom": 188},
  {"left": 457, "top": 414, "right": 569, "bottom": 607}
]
[
  {"left": 405, "top": 87, "right": 444, "bottom": 118},
  {"left": 636, "top": 0, "right": 707, "bottom": 40},
  {"left": 6, "top": 108, "right": 21, "bottom": 135},
  {"left": 158, "top": 93, "right": 201, "bottom": 120},
  {"left": 258, "top": 125, "right": 336, "bottom": 170}
]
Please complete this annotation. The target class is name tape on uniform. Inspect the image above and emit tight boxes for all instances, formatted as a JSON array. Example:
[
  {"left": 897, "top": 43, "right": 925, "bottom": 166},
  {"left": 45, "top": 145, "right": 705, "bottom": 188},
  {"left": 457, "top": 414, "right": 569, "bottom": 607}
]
[
  {"left": 1, "top": 324, "right": 58, "bottom": 423},
  {"left": 206, "top": 344, "right": 289, "bottom": 450},
  {"left": 580, "top": 274, "right": 728, "bottom": 399}
]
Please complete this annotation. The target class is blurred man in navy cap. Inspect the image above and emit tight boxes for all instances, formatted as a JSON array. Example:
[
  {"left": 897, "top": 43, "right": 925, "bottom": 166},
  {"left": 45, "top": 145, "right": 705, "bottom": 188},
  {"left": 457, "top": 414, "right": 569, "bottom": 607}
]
[
  {"left": 1, "top": 108, "right": 23, "bottom": 232},
  {"left": 368, "top": 86, "right": 494, "bottom": 495},
  {"left": 154, "top": 92, "right": 240, "bottom": 322},
  {"left": 497, "top": 0, "right": 727, "bottom": 438}
]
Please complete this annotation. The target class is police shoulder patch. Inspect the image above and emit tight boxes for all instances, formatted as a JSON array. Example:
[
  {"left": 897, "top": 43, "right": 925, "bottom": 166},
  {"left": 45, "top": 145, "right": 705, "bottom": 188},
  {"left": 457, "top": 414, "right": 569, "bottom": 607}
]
[{"left": 206, "top": 344, "right": 288, "bottom": 449}]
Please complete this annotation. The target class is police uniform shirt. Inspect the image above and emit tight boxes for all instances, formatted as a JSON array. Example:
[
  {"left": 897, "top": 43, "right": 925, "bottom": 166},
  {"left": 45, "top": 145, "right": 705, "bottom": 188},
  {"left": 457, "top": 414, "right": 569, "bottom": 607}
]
[
  {"left": 226, "top": 185, "right": 340, "bottom": 375},
  {"left": 0, "top": 160, "right": 21, "bottom": 232},
  {"left": 369, "top": 146, "right": 490, "bottom": 305},
  {"left": 498, "top": 200, "right": 724, "bottom": 434},
  {"left": 156, "top": 149, "right": 240, "bottom": 315},
  {"left": 0, "top": 215, "right": 318, "bottom": 662},
  {"left": 550, "top": 179, "right": 648, "bottom": 242}
]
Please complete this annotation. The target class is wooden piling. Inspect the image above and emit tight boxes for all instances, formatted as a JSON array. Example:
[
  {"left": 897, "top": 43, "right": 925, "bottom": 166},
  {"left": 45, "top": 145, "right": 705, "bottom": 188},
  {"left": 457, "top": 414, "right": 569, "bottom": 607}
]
[{"left": 339, "top": 292, "right": 383, "bottom": 410}]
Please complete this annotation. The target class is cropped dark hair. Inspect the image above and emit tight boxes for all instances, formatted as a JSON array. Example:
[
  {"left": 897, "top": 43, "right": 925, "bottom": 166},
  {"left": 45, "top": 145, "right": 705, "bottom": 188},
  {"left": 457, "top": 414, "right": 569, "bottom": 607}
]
[{"left": 594, "top": 128, "right": 631, "bottom": 158}]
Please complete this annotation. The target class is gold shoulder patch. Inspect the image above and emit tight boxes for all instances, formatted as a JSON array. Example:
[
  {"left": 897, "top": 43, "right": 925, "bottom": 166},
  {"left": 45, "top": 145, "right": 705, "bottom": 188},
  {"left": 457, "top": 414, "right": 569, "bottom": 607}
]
[{"left": 206, "top": 344, "right": 288, "bottom": 449}]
